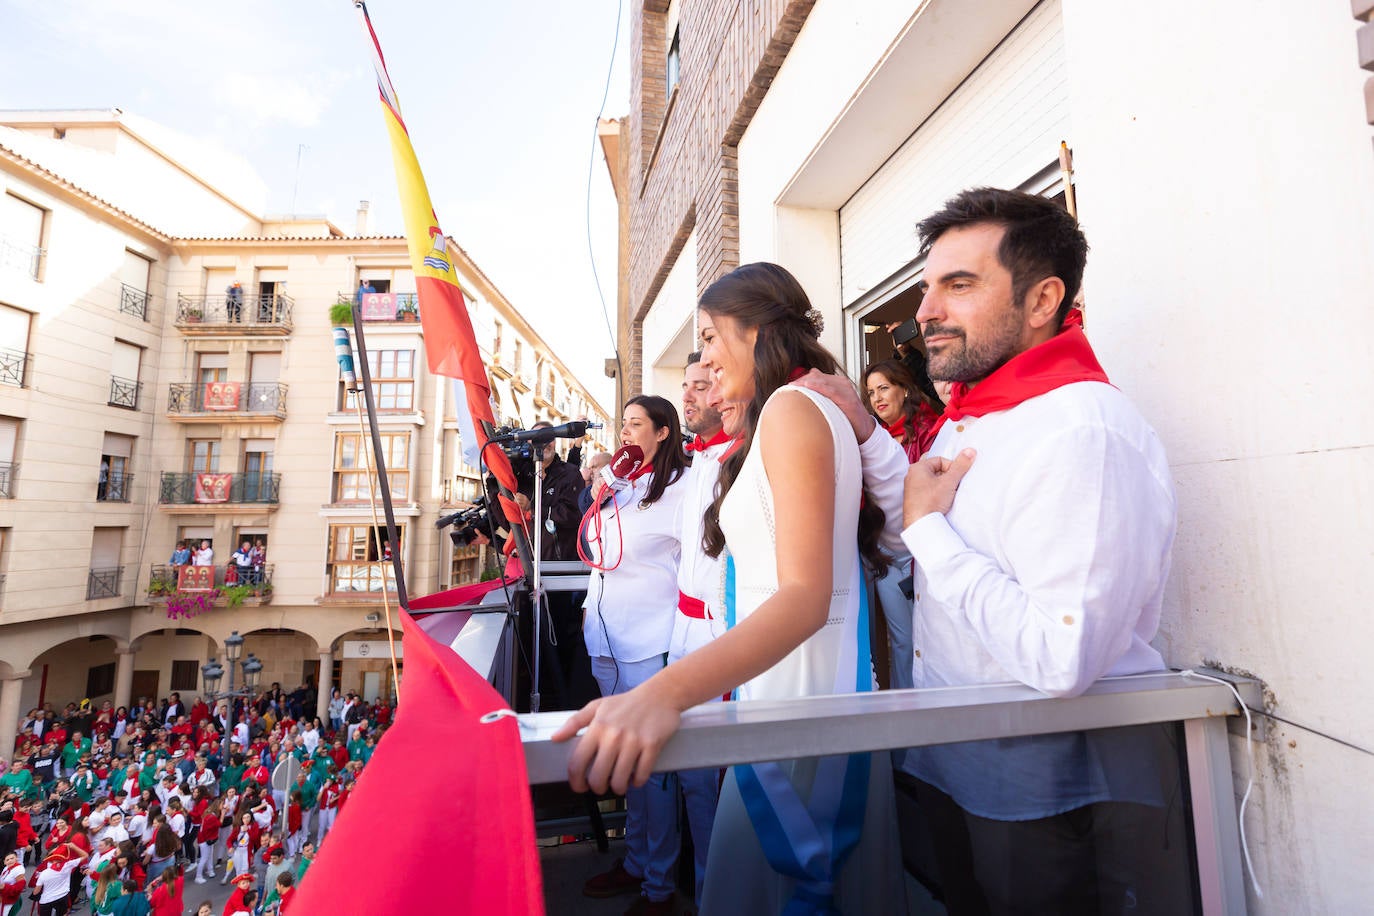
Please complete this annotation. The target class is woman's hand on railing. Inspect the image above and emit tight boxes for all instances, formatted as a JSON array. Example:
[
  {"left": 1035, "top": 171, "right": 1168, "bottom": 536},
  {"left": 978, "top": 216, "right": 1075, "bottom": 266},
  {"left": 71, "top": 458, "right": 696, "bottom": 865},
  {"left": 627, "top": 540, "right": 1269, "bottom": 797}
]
[{"left": 551, "top": 686, "right": 683, "bottom": 795}]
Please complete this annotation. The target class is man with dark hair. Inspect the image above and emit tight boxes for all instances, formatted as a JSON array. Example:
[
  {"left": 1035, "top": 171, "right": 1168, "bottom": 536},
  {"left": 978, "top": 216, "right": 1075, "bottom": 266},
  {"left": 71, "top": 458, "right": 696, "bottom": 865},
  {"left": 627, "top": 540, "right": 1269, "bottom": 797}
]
[{"left": 896, "top": 187, "right": 1186, "bottom": 913}]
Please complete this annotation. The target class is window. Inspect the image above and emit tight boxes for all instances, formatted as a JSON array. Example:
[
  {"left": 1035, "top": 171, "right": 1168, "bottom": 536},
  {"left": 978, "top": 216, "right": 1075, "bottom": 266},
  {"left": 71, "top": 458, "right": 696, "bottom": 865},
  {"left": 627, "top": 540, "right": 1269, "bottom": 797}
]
[
  {"left": 493, "top": 322, "right": 503, "bottom": 357},
  {"left": 188, "top": 440, "right": 220, "bottom": 473},
  {"left": 170, "top": 660, "right": 200, "bottom": 692},
  {"left": 98, "top": 433, "right": 134, "bottom": 502},
  {"left": 196, "top": 352, "right": 229, "bottom": 385},
  {"left": 666, "top": 26, "right": 681, "bottom": 96},
  {"left": 333, "top": 431, "right": 410, "bottom": 502},
  {"left": 513, "top": 340, "right": 524, "bottom": 374},
  {"left": 86, "top": 663, "right": 116, "bottom": 698},
  {"left": 0, "top": 304, "right": 32, "bottom": 387},
  {"left": 87, "top": 527, "right": 125, "bottom": 600},
  {"left": 327, "top": 524, "right": 404, "bottom": 593},
  {"left": 0, "top": 193, "right": 46, "bottom": 280},
  {"left": 110, "top": 340, "right": 142, "bottom": 409},
  {"left": 118, "top": 250, "right": 152, "bottom": 319},
  {"left": 0, "top": 416, "right": 17, "bottom": 498},
  {"left": 241, "top": 439, "right": 276, "bottom": 502},
  {"left": 343, "top": 349, "right": 415, "bottom": 411}
]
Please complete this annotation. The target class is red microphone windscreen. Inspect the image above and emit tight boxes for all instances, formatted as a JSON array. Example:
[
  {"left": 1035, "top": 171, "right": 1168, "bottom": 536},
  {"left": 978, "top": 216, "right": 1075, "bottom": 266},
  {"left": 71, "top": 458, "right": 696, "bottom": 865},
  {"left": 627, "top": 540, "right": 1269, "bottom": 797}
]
[{"left": 609, "top": 444, "right": 645, "bottom": 480}]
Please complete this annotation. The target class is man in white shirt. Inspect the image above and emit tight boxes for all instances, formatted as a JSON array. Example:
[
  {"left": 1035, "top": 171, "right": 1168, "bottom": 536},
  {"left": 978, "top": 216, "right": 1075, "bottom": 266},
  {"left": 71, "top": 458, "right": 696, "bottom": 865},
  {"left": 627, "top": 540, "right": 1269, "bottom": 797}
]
[
  {"left": 100, "top": 810, "right": 130, "bottom": 846},
  {"left": 893, "top": 188, "right": 1187, "bottom": 914}
]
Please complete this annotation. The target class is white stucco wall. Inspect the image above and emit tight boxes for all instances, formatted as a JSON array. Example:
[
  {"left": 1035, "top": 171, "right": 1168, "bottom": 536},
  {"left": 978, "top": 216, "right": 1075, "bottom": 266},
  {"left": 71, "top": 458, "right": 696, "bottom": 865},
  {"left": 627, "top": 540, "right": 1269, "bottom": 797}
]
[
  {"left": 736, "top": 0, "right": 1374, "bottom": 910},
  {"left": 640, "top": 230, "right": 698, "bottom": 401}
]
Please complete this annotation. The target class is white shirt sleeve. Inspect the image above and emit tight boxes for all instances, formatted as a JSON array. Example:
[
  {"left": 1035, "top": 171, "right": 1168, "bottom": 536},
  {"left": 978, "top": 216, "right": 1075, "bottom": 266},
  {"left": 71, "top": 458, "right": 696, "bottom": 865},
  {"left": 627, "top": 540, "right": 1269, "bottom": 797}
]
[
  {"left": 858, "top": 427, "right": 910, "bottom": 556},
  {"left": 901, "top": 424, "right": 1175, "bottom": 697}
]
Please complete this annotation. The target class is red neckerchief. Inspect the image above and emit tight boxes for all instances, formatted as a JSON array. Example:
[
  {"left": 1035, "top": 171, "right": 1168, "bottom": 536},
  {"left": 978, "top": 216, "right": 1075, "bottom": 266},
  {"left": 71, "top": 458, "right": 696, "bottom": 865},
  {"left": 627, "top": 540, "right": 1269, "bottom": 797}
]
[
  {"left": 930, "top": 308, "right": 1107, "bottom": 440},
  {"left": 882, "top": 414, "right": 909, "bottom": 443},
  {"left": 687, "top": 428, "right": 731, "bottom": 453}
]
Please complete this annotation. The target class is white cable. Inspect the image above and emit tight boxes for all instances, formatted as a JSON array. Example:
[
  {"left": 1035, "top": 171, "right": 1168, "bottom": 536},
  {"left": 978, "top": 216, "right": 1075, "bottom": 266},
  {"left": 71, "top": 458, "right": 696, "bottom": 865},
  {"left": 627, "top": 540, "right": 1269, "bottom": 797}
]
[{"left": 1181, "top": 669, "right": 1264, "bottom": 900}]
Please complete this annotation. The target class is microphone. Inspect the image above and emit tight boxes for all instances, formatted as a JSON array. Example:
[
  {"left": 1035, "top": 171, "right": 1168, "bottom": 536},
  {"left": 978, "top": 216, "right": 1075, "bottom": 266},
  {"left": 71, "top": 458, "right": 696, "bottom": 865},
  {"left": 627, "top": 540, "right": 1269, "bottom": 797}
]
[
  {"left": 333, "top": 328, "right": 359, "bottom": 391},
  {"left": 500, "top": 420, "right": 601, "bottom": 443},
  {"left": 598, "top": 444, "right": 645, "bottom": 499}
]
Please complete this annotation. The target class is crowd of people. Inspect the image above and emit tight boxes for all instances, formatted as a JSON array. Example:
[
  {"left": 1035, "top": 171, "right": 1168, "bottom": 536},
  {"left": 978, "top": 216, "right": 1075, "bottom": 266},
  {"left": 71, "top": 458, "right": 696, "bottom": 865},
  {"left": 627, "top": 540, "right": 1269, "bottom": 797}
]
[
  {"left": 1, "top": 683, "right": 393, "bottom": 916},
  {"left": 497, "top": 189, "right": 1187, "bottom": 915}
]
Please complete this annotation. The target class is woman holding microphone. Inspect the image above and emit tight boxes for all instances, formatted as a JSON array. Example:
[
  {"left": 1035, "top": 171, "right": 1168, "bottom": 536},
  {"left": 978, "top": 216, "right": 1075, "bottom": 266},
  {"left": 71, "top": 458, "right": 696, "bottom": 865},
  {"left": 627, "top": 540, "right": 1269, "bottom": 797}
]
[{"left": 578, "top": 395, "right": 688, "bottom": 914}]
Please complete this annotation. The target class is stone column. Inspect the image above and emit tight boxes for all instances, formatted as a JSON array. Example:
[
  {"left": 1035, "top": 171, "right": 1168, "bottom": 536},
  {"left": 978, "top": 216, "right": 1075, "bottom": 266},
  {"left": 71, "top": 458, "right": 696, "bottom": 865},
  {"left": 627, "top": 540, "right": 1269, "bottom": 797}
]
[
  {"left": 113, "top": 647, "right": 136, "bottom": 711},
  {"left": 316, "top": 650, "right": 333, "bottom": 722},
  {"left": 0, "top": 670, "right": 33, "bottom": 762}
]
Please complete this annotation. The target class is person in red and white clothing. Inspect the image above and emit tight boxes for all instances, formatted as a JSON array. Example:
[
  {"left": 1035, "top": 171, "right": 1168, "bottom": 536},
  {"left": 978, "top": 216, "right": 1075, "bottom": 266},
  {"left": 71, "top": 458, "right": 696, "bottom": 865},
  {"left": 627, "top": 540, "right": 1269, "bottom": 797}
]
[
  {"left": 314, "top": 778, "right": 341, "bottom": 846},
  {"left": 1, "top": 851, "right": 26, "bottom": 916},
  {"left": 192, "top": 797, "right": 220, "bottom": 885},
  {"left": 240, "top": 756, "right": 269, "bottom": 791}
]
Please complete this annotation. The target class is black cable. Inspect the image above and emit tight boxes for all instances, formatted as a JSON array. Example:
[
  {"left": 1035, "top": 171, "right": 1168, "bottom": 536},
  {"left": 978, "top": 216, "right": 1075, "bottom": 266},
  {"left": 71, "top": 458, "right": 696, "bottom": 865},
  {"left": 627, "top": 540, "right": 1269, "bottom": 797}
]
[
  {"left": 477, "top": 438, "right": 534, "bottom": 688},
  {"left": 585, "top": 0, "right": 625, "bottom": 379},
  {"left": 1245, "top": 706, "right": 1374, "bottom": 759}
]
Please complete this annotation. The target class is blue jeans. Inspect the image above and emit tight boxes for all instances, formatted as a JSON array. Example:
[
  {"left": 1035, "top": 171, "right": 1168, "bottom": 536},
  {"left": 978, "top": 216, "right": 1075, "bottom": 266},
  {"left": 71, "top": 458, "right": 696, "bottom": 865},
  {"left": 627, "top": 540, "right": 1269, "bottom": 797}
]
[{"left": 590, "top": 655, "right": 679, "bottom": 902}]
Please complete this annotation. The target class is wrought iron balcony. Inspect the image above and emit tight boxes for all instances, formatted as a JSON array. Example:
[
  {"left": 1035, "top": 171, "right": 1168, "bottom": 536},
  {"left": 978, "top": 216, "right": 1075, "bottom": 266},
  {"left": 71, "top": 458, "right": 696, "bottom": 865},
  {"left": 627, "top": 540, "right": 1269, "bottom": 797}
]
[
  {"left": 148, "top": 562, "right": 275, "bottom": 600},
  {"left": 119, "top": 283, "right": 149, "bottom": 321},
  {"left": 0, "top": 349, "right": 27, "bottom": 387},
  {"left": 166, "top": 381, "right": 287, "bottom": 420},
  {"left": 158, "top": 471, "right": 281, "bottom": 506},
  {"left": 175, "top": 293, "right": 294, "bottom": 333},
  {"left": 0, "top": 237, "right": 43, "bottom": 280},
  {"left": 340, "top": 291, "right": 420, "bottom": 322},
  {"left": 96, "top": 473, "right": 133, "bottom": 503},
  {"left": 108, "top": 375, "right": 141, "bottom": 410},
  {"left": 86, "top": 566, "right": 125, "bottom": 600},
  {"left": 0, "top": 461, "right": 13, "bottom": 498}
]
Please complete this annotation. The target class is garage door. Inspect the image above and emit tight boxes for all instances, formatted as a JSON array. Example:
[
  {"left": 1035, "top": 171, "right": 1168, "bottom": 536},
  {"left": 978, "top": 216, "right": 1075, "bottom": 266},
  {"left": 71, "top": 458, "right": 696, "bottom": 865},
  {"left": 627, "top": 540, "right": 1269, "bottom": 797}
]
[{"left": 839, "top": 0, "right": 1069, "bottom": 306}]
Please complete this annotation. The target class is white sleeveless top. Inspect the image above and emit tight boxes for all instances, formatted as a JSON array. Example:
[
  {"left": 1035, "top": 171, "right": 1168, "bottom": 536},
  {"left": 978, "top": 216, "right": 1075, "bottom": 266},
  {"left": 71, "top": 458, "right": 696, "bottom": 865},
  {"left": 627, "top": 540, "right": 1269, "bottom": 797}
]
[{"left": 717, "top": 385, "right": 872, "bottom": 703}]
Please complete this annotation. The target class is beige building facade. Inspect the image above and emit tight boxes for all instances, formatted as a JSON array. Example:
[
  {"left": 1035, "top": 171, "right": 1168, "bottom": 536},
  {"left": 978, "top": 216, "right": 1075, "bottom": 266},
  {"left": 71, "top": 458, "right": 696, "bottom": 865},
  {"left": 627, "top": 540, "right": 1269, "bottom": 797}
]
[{"left": 0, "top": 110, "right": 610, "bottom": 755}]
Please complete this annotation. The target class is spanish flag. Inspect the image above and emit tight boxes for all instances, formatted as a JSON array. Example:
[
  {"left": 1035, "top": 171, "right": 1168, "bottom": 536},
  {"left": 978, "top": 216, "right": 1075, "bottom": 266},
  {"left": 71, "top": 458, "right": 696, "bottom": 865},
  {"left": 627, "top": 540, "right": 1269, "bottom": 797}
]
[{"left": 290, "top": 6, "right": 545, "bottom": 915}]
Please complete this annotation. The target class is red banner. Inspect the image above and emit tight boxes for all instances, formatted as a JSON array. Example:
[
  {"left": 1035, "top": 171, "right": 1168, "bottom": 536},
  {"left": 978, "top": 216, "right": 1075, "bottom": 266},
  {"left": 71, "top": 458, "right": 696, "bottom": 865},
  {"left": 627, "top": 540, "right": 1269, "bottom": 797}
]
[
  {"left": 178, "top": 566, "right": 214, "bottom": 591},
  {"left": 361, "top": 292, "right": 397, "bottom": 320},
  {"left": 194, "top": 473, "right": 232, "bottom": 503},
  {"left": 204, "top": 381, "right": 241, "bottom": 410}
]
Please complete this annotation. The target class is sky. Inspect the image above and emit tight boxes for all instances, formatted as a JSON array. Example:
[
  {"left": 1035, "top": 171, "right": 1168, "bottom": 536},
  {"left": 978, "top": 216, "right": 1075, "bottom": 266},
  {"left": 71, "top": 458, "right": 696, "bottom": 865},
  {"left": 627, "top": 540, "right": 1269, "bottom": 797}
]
[{"left": 0, "top": 0, "right": 630, "bottom": 411}]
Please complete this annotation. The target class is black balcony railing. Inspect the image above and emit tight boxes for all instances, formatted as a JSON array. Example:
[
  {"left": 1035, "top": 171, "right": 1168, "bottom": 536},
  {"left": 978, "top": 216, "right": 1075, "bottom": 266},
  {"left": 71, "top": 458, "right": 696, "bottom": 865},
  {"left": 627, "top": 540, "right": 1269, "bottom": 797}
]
[
  {"left": 97, "top": 473, "right": 133, "bottom": 502},
  {"left": 86, "top": 566, "right": 124, "bottom": 600},
  {"left": 339, "top": 291, "right": 420, "bottom": 321},
  {"left": 108, "top": 375, "right": 141, "bottom": 410},
  {"left": 119, "top": 283, "right": 149, "bottom": 321},
  {"left": 0, "top": 461, "right": 13, "bottom": 498},
  {"left": 158, "top": 471, "right": 281, "bottom": 505},
  {"left": 0, "top": 237, "right": 43, "bottom": 279},
  {"left": 166, "top": 381, "right": 288, "bottom": 418},
  {"left": 0, "top": 349, "right": 27, "bottom": 387},
  {"left": 176, "top": 293, "right": 294, "bottom": 330},
  {"left": 149, "top": 562, "right": 275, "bottom": 596}
]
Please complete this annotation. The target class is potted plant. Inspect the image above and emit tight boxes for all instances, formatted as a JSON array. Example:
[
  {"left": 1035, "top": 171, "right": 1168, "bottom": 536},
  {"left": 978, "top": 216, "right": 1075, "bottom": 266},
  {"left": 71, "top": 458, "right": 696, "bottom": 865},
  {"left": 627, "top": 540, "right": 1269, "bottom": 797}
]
[
  {"left": 330, "top": 301, "right": 355, "bottom": 328},
  {"left": 183, "top": 307, "right": 203, "bottom": 323},
  {"left": 397, "top": 297, "right": 419, "bottom": 322}
]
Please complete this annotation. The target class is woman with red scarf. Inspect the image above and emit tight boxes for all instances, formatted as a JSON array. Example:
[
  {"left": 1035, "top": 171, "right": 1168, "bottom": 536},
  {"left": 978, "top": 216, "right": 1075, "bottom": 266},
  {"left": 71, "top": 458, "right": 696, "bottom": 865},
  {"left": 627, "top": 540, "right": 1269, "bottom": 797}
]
[{"left": 862, "top": 358, "right": 941, "bottom": 463}]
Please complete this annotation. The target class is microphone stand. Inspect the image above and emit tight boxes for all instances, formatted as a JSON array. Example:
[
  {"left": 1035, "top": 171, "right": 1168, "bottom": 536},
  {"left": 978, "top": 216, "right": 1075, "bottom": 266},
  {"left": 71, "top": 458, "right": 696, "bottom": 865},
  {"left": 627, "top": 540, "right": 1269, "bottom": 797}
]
[{"left": 530, "top": 454, "right": 546, "bottom": 713}]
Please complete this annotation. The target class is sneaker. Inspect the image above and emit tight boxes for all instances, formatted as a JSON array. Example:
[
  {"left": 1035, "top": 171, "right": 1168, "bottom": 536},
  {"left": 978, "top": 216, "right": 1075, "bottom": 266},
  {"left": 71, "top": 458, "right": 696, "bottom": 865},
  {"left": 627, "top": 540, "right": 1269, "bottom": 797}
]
[
  {"left": 582, "top": 858, "right": 643, "bottom": 899},
  {"left": 624, "top": 895, "right": 675, "bottom": 915},
  {"left": 194, "top": 877, "right": 207, "bottom": 885}
]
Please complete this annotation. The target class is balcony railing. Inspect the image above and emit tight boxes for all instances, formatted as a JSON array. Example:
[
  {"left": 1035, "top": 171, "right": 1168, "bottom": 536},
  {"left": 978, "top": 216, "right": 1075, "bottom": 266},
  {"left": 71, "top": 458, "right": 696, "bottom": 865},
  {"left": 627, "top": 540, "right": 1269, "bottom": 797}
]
[
  {"left": 148, "top": 562, "right": 275, "bottom": 597},
  {"left": 108, "top": 375, "right": 141, "bottom": 410},
  {"left": 175, "top": 293, "right": 294, "bottom": 331},
  {"left": 0, "top": 237, "right": 43, "bottom": 279},
  {"left": 86, "top": 566, "right": 125, "bottom": 600},
  {"left": 0, "top": 461, "right": 14, "bottom": 498},
  {"left": 342, "top": 291, "right": 420, "bottom": 322},
  {"left": 97, "top": 473, "right": 133, "bottom": 503},
  {"left": 158, "top": 471, "right": 281, "bottom": 506},
  {"left": 167, "top": 381, "right": 288, "bottom": 419},
  {"left": 119, "top": 283, "right": 149, "bottom": 321},
  {"left": 0, "top": 349, "right": 27, "bottom": 387}
]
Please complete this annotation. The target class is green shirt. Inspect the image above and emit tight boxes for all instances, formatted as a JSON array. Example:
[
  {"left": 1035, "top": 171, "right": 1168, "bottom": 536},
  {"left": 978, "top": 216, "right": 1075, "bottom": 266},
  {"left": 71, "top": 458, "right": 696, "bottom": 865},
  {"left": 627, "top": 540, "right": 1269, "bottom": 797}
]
[
  {"left": 347, "top": 738, "right": 367, "bottom": 761},
  {"left": 72, "top": 770, "right": 97, "bottom": 802},
  {"left": 138, "top": 766, "right": 160, "bottom": 791},
  {"left": 61, "top": 738, "right": 92, "bottom": 769},
  {"left": 219, "top": 763, "right": 245, "bottom": 792},
  {"left": 107, "top": 765, "right": 127, "bottom": 794},
  {"left": 0, "top": 768, "right": 35, "bottom": 800}
]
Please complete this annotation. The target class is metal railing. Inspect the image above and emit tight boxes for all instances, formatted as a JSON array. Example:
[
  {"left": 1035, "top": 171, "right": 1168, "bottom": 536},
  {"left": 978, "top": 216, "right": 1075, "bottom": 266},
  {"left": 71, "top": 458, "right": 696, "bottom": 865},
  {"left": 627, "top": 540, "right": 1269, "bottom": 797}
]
[
  {"left": 158, "top": 471, "right": 282, "bottom": 505},
  {"left": 0, "top": 237, "right": 43, "bottom": 279},
  {"left": 0, "top": 349, "right": 27, "bottom": 387},
  {"left": 175, "top": 293, "right": 294, "bottom": 329},
  {"left": 86, "top": 566, "right": 125, "bottom": 600},
  {"left": 149, "top": 562, "right": 274, "bottom": 594},
  {"left": 108, "top": 375, "right": 141, "bottom": 410},
  {"left": 119, "top": 283, "right": 149, "bottom": 320},
  {"left": 0, "top": 461, "right": 14, "bottom": 498},
  {"left": 96, "top": 473, "right": 133, "bottom": 503},
  {"left": 166, "top": 381, "right": 288, "bottom": 418},
  {"left": 520, "top": 668, "right": 1261, "bottom": 915}
]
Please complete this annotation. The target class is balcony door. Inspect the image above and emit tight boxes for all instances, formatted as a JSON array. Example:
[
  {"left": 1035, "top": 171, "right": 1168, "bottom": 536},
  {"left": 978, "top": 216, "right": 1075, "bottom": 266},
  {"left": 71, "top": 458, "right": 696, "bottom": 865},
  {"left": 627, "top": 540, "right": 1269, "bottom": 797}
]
[
  {"left": 242, "top": 439, "right": 275, "bottom": 502},
  {"left": 189, "top": 440, "right": 220, "bottom": 474}
]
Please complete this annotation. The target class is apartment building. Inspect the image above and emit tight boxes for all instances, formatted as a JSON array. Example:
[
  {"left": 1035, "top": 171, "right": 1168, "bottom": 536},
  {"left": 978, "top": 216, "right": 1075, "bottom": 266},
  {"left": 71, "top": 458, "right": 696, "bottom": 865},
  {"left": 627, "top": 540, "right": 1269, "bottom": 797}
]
[
  {"left": 0, "top": 110, "right": 610, "bottom": 753},
  {"left": 605, "top": 1, "right": 1374, "bottom": 911}
]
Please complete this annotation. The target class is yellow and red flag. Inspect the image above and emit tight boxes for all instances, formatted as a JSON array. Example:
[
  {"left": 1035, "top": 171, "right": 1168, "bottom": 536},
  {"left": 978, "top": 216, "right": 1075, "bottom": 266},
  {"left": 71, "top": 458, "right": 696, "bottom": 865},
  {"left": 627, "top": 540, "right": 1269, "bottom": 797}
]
[{"left": 355, "top": 0, "right": 521, "bottom": 523}]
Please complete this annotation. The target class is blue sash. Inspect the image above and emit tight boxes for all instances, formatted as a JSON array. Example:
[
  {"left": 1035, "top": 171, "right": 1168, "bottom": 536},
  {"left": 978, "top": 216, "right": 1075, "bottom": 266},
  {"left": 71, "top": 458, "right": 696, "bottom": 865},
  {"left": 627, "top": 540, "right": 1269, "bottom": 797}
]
[{"left": 724, "top": 554, "right": 873, "bottom": 915}]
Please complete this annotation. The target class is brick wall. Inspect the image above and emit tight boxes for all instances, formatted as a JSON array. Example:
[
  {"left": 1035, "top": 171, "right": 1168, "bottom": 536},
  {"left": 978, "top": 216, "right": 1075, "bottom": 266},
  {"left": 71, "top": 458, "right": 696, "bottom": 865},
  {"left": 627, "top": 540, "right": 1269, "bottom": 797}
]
[{"left": 624, "top": 0, "right": 816, "bottom": 395}]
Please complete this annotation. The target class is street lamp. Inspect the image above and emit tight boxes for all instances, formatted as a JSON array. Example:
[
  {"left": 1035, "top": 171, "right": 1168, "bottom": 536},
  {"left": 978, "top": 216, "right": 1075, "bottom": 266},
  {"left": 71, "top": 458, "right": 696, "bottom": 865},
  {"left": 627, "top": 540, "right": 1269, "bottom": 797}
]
[{"left": 201, "top": 631, "right": 264, "bottom": 766}]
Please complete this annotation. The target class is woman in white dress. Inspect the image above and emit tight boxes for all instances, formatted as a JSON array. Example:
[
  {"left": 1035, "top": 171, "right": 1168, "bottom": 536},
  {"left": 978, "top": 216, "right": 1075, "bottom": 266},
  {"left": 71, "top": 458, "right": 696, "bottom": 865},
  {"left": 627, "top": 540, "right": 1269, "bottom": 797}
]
[{"left": 557, "top": 262, "right": 904, "bottom": 914}]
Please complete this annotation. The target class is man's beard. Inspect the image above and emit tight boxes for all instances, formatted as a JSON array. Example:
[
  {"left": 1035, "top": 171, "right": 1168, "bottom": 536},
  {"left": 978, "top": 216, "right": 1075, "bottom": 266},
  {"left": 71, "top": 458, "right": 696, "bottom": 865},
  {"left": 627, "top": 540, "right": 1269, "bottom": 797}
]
[
  {"left": 686, "top": 405, "right": 723, "bottom": 435},
  {"left": 924, "top": 308, "right": 1023, "bottom": 383}
]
